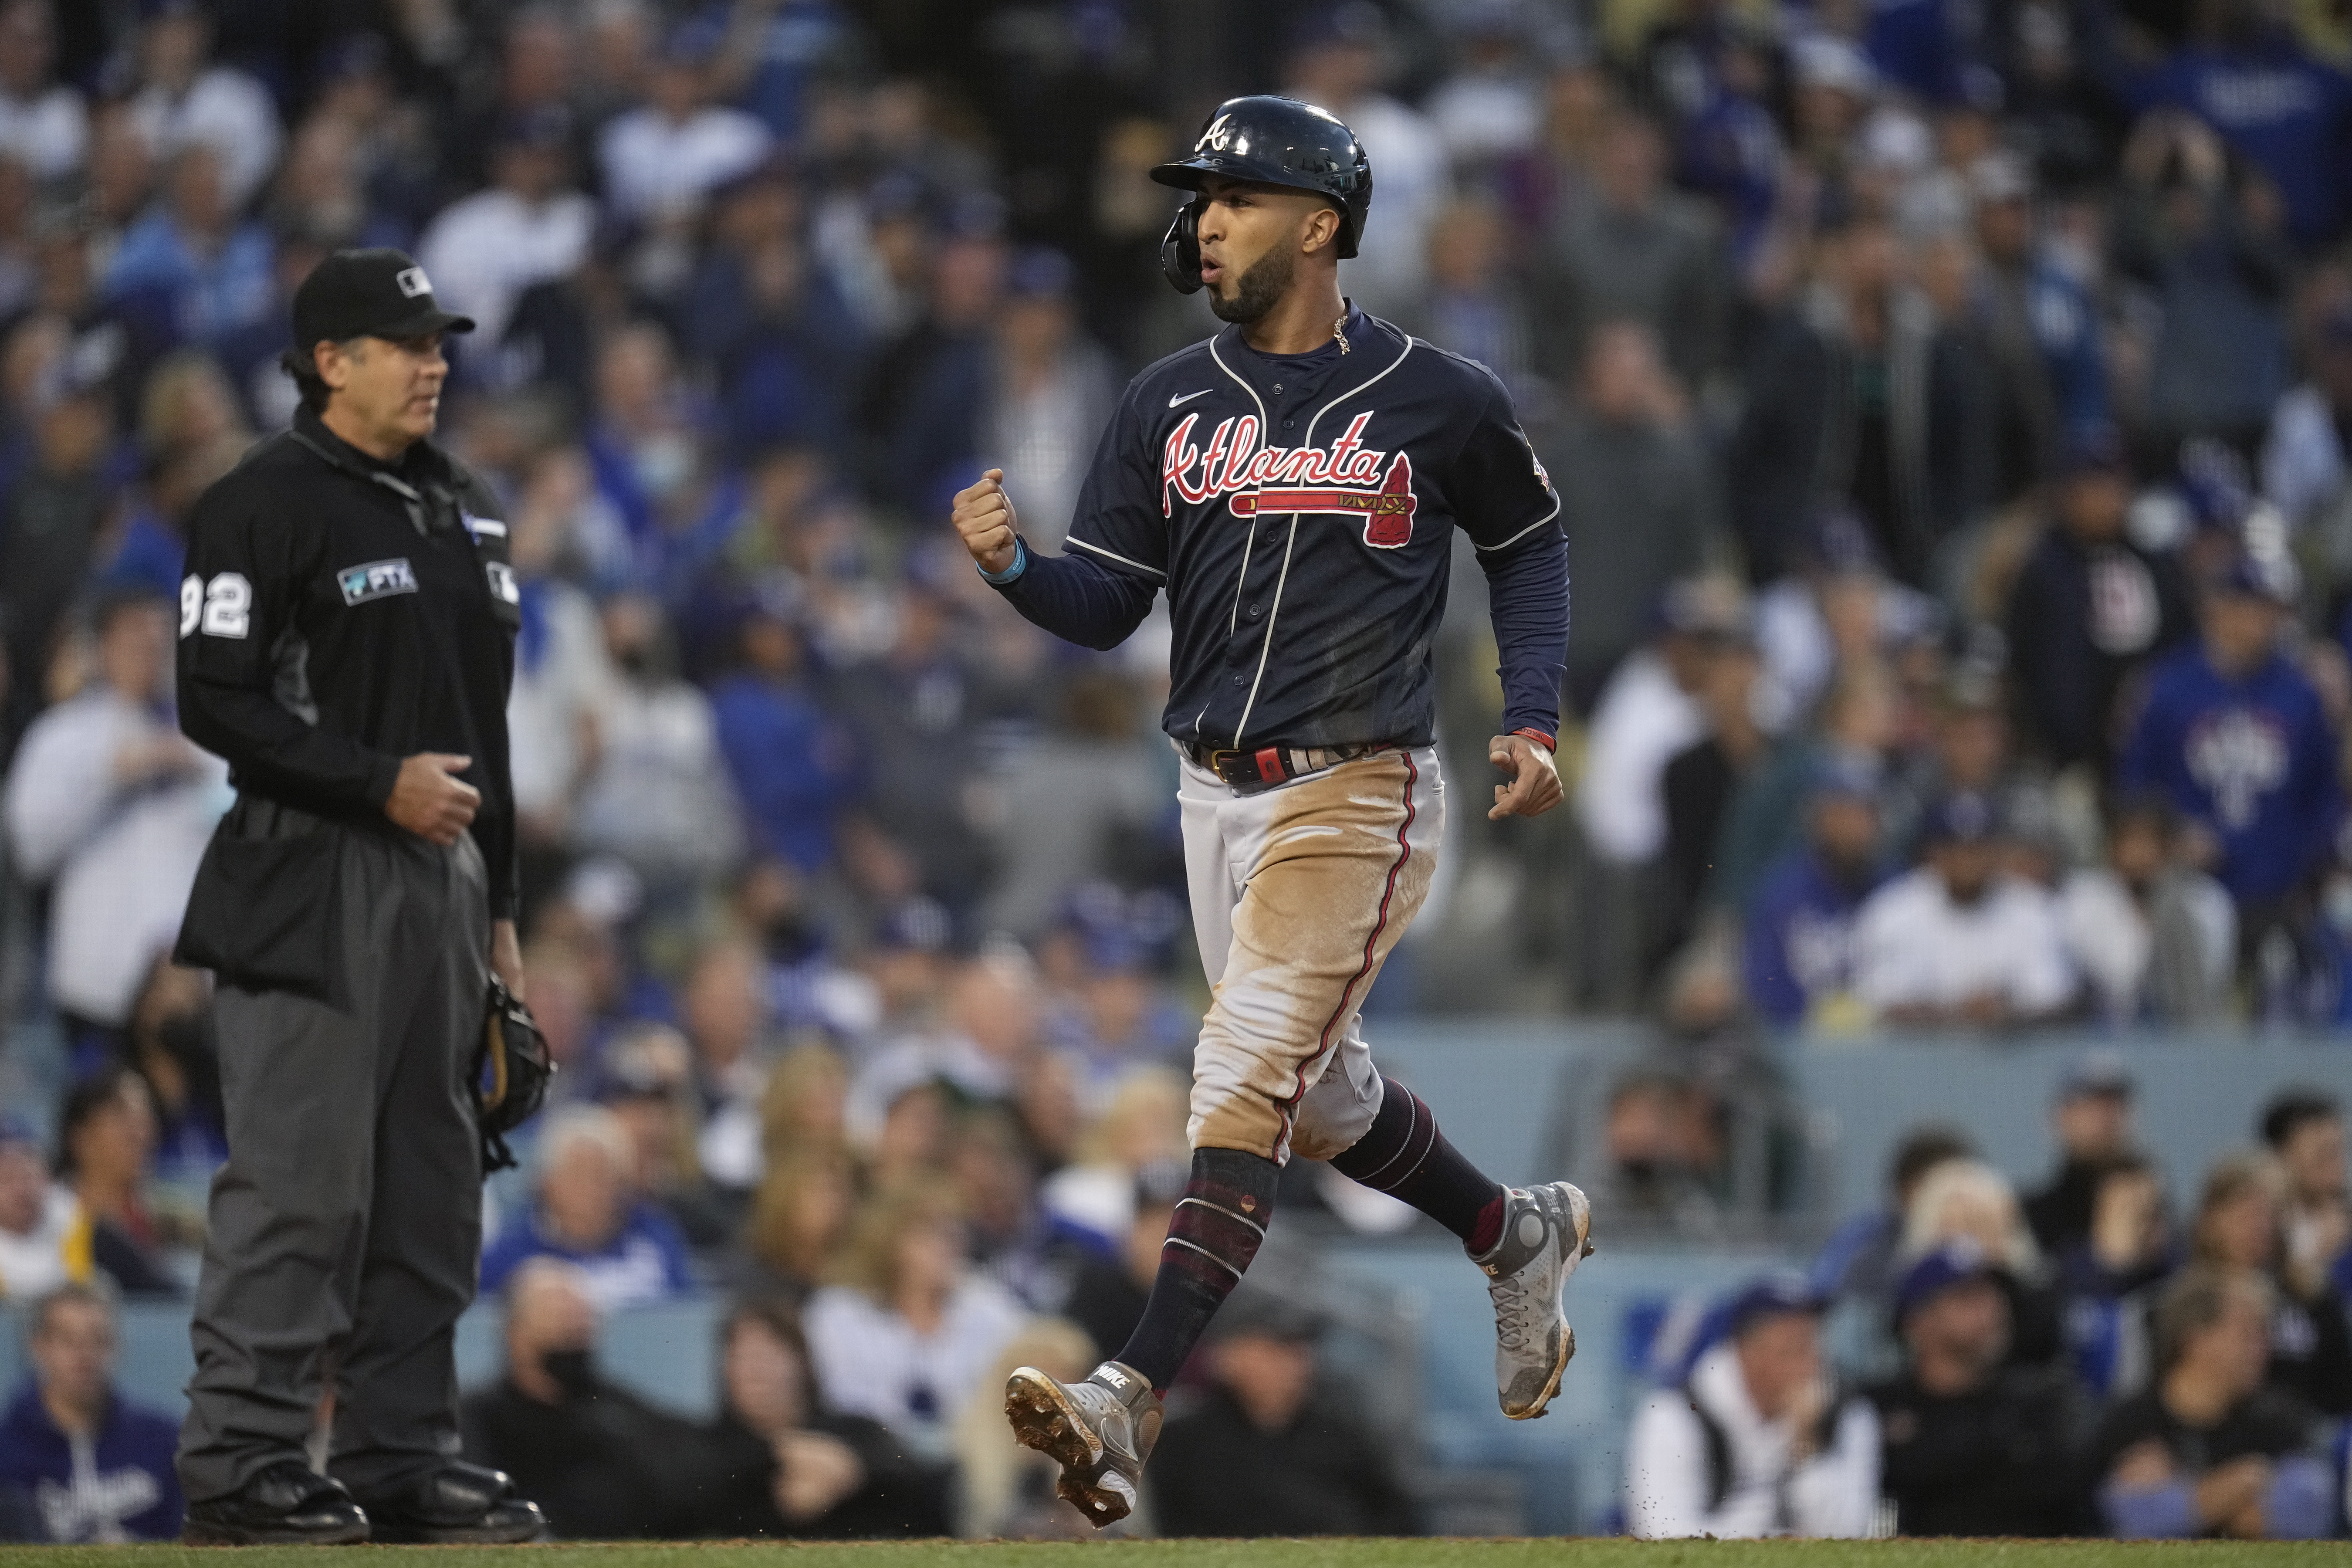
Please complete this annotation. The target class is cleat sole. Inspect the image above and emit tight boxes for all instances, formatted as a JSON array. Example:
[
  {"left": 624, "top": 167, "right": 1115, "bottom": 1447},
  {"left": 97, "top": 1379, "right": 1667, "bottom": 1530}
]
[{"left": 1006, "top": 1367, "right": 1133, "bottom": 1527}]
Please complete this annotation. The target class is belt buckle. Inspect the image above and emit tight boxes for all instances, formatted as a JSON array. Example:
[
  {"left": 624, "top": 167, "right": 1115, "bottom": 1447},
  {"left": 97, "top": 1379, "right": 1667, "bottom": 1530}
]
[{"left": 1204, "top": 748, "right": 1250, "bottom": 786}]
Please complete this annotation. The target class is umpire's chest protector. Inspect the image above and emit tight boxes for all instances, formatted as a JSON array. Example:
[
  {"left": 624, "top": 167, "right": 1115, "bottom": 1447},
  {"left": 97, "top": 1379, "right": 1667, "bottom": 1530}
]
[
  {"left": 1063, "top": 308, "right": 1557, "bottom": 753},
  {"left": 173, "top": 417, "right": 519, "bottom": 999}
]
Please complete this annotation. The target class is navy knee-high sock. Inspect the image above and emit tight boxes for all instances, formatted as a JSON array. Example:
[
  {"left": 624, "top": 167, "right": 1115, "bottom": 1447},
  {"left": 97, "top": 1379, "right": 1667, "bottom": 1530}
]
[
  {"left": 1113, "top": 1148, "right": 1279, "bottom": 1390},
  {"left": 1330, "top": 1076, "right": 1507, "bottom": 1253}
]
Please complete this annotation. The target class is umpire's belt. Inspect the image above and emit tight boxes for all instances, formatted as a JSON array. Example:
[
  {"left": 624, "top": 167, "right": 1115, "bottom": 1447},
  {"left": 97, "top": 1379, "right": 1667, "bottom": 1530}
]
[{"left": 1184, "top": 739, "right": 1386, "bottom": 792}]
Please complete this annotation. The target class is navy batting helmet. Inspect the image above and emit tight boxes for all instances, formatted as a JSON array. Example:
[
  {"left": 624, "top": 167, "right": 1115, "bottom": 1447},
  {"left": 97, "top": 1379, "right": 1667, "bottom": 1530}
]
[{"left": 1150, "top": 95, "right": 1373, "bottom": 294}]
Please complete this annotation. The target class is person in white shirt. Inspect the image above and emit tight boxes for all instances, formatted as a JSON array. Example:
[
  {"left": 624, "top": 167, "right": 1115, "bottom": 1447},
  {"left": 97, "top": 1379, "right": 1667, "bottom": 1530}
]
[
  {"left": 2058, "top": 794, "right": 2236, "bottom": 1025},
  {"left": 0, "top": 0, "right": 85, "bottom": 184},
  {"left": 0, "top": 1120, "right": 79, "bottom": 1301},
  {"left": 803, "top": 1186, "right": 1027, "bottom": 1461},
  {"left": 1626, "top": 1274, "right": 1881, "bottom": 1538},
  {"left": 3, "top": 588, "right": 227, "bottom": 1032},
  {"left": 416, "top": 107, "right": 595, "bottom": 352},
  {"left": 1853, "top": 792, "right": 2077, "bottom": 1028},
  {"left": 1281, "top": 3, "right": 1447, "bottom": 318},
  {"left": 124, "top": 0, "right": 281, "bottom": 212},
  {"left": 1576, "top": 577, "right": 1753, "bottom": 867},
  {"left": 596, "top": 26, "right": 771, "bottom": 223}
]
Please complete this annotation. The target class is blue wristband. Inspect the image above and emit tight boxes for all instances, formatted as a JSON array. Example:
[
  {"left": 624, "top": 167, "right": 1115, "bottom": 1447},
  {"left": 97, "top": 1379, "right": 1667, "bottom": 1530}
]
[{"left": 978, "top": 535, "right": 1029, "bottom": 586}]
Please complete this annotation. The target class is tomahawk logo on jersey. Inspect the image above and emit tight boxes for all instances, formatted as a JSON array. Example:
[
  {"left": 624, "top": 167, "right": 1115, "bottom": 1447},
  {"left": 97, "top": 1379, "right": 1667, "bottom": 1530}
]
[{"left": 1064, "top": 304, "right": 1559, "bottom": 753}]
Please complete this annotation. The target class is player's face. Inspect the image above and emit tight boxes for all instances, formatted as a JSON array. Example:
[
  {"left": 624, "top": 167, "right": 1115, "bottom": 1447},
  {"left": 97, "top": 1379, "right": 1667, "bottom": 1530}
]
[{"left": 1195, "top": 176, "right": 1338, "bottom": 324}]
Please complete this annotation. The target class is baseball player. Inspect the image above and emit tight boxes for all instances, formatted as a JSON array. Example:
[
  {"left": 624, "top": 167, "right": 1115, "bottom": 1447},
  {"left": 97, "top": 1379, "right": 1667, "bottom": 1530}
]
[{"left": 950, "top": 95, "right": 1590, "bottom": 1525}]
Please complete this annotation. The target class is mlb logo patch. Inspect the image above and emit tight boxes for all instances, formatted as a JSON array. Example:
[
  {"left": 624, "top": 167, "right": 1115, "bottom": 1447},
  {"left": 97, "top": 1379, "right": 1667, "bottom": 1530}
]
[
  {"left": 395, "top": 267, "right": 432, "bottom": 298},
  {"left": 485, "top": 561, "right": 521, "bottom": 605},
  {"left": 339, "top": 558, "right": 420, "bottom": 605}
]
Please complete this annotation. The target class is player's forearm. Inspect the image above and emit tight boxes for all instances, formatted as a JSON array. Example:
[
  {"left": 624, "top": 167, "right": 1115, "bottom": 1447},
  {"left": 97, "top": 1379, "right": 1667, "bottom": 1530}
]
[
  {"left": 1479, "top": 526, "right": 1569, "bottom": 740},
  {"left": 989, "top": 546, "right": 1157, "bottom": 651},
  {"left": 179, "top": 677, "right": 404, "bottom": 811}
]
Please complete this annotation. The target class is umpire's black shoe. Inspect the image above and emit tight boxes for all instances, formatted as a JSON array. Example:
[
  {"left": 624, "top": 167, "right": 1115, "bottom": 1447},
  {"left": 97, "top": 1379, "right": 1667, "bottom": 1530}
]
[
  {"left": 357, "top": 1460, "right": 548, "bottom": 1544},
  {"left": 182, "top": 1459, "right": 371, "bottom": 1545}
]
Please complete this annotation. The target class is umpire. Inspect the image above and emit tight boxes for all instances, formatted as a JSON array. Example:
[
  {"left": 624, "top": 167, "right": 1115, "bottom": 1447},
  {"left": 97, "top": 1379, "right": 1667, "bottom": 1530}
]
[{"left": 169, "top": 249, "right": 545, "bottom": 1545}]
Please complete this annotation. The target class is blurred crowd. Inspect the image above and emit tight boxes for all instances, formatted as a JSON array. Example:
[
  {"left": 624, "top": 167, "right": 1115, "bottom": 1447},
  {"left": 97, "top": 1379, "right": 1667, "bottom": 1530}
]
[
  {"left": 1626, "top": 1066, "right": 2352, "bottom": 1540},
  {"left": 0, "top": 0, "right": 2347, "bottom": 1543}
]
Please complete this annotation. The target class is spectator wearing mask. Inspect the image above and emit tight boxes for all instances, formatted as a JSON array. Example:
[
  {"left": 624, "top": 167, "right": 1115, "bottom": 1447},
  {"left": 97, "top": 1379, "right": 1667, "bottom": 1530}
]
[
  {"left": 2024, "top": 1051, "right": 2139, "bottom": 1257},
  {"left": 802, "top": 1187, "right": 1026, "bottom": 1459},
  {"left": 2005, "top": 430, "right": 2196, "bottom": 772},
  {"left": 2118, "top": 549, "right": 2341, "bottom": 923},
  {"left": 2187, "top": 1152, "right": 2352, "bottom": 1415},
  {"left": 1851, "top": 793, "right": 2077, "bottom": 1028},
  {"left": 1868, "top": 1242, "right": 2092, "bottom": 1536},
  {"left": 2258, "top": 1093, "right": 2350, "bottom": 1300},
  {"left": 2093, "top": 1267, "right": 2334, "bottom": 1539},
  {"left": 1742, "top": 760, "right": 1886, "bottom": 1030},
  {"left": 0, "top": 1284, "right": 181, "bottom": 1541},
  {"left": 460, "top": 1261, "right": 701, "bottom": 1540},
  {"left": 682, "top": 1300, "right": 948, "bottom": 1539},
  {"left": 0, "top": 1121, "right": 77, "bottom": 1301},
  {"left": 1625, "top": 1275, "right": 1880, "bottom": 1538},
  {"left": 1550, "top": 321, "right": 1727, "bottom": 713},
  {"left": 2058, "top": 796, "right": 2238, "bottom": 1025},
  {"left": 1149, "top": 1290, "right": 1414, "bottom": 1538},
  {"left": 53, "top": 1069, "right": 176, "bottom": 1298},
  {"left": 478, "top": 1107, "right": 695, "bottom": 1312},
  {"left": 3, "top": 587, "right": 226, "bottom": 1046}
]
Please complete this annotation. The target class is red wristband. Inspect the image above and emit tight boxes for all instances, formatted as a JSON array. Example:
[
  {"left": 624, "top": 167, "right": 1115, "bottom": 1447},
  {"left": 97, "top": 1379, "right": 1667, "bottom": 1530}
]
[{"left": 1510, "top": 727, "right": 1557, "bottom": 753}]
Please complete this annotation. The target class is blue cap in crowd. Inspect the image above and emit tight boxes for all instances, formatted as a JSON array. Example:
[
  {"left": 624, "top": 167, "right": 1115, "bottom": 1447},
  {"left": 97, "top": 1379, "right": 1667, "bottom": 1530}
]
[
  {"left": 1895, "top": 1237, "right": 1998, "bottom": 1321},
  {"left": 1921, "top": 791, "right": 2000, "bottom": 846},
  {"left": 1810, "top": 753, "right": 1883, "bottom": 805},
  {"left": 2057, "top": 1046, "right": 2134, "bottom": 1103},
  {"left": 2057, "top": 423, "right": 2129, "bottom": 479},
  {"left": 1724, "top": 1271, "right": 1822, "bottom": 1337}
]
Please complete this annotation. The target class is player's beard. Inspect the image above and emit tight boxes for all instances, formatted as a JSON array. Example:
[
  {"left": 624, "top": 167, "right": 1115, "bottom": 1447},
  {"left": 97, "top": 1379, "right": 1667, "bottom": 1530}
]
[{"left": 1208, "top": 244, "right": 1296, "bottom": 325}]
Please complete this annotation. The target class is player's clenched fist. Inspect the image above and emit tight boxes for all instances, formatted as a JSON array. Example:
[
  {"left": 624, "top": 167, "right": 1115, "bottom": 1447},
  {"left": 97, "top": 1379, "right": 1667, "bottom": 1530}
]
[{"left": 952, "top": 468, "right": 1020, "bottom": 575}]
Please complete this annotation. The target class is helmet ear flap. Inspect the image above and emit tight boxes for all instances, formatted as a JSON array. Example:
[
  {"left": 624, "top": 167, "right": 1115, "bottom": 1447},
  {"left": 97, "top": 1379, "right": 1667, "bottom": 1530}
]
[{"left": 1160, "top": 196, "right": 1205, "bottom": 295}]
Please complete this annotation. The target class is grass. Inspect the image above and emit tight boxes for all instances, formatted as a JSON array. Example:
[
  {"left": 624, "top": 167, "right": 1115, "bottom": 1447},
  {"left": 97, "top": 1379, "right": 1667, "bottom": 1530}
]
[{"left": 5, "top": 1542, "right": 2344, "bottom": 1568}]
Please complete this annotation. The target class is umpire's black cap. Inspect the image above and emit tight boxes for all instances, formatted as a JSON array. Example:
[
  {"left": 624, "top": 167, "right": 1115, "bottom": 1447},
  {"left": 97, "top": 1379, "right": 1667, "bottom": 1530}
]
[
  {"left": 1151, "top": 95, "right": 1372, "bottom": 258},
  {"left": 291, "top": 248, "right": 476, "bottom": 348}
]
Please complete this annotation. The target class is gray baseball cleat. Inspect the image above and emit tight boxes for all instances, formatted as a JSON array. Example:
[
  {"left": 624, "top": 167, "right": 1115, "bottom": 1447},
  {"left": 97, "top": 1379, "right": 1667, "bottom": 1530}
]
[
  {"left": 1004, "top": 1359, "right": 1162, "bottom": 1527},
  {"left": 1473, "top": 1181, "right": 1594, "bottom": 1420}
]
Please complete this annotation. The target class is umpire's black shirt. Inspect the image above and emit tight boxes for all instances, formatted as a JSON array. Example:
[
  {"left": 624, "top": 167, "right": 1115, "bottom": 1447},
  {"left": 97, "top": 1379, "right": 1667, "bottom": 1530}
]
[{"left": 176, "top": 405, "right": 520, "bottom": 918}]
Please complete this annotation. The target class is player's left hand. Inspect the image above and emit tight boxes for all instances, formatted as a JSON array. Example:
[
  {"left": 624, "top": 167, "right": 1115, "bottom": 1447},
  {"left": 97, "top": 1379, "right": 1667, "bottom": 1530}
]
[{"left": 1487, "top": 733, "right": 1562, "bottom": 821}]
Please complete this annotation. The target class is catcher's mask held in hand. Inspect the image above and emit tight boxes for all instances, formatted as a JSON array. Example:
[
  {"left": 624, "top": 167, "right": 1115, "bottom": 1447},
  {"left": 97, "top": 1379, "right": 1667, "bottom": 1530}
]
[{"left": 476, "top": 975, "right": 554, "bottom": 1172}]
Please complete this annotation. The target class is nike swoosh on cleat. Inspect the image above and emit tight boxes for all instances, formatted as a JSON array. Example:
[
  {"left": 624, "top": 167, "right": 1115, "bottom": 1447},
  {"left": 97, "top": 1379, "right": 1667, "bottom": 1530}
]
[{"left": 1168, "top": 389, "right": 1213, "bottom": 407}]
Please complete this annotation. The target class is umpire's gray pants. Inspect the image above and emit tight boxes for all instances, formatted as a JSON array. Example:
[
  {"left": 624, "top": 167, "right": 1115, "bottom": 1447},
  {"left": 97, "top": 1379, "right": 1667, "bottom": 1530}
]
[{"left": 177, "top": 818, "right": 487, "bottom": 1503}]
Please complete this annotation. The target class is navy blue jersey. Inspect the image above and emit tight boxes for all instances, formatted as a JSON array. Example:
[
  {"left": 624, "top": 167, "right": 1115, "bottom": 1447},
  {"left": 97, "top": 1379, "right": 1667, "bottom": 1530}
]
[{"left": 997, "top": 306, "right": 1566, "bottom": 752}]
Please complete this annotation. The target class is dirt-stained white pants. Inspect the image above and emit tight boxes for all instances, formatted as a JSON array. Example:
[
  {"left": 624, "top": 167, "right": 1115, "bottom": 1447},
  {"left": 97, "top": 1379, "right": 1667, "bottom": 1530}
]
[{"left": 1178, "top": 745, "right": 1445, "bottom": 1163}]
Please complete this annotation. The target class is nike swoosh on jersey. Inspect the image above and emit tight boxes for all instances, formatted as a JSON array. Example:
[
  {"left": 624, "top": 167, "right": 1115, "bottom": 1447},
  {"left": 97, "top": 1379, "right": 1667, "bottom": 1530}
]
[{"left": 1168, "top": 389, "right": 1213, "bottom": 408}]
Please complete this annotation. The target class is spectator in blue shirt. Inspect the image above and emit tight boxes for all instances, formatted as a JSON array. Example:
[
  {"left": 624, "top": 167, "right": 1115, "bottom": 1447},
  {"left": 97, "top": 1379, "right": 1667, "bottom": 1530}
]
[
  {"left": 480, "top": 1107, "right": 695, "bottom": 1313},
  {"left": 2123, "top": 0, "right": 2352, "bottom": 250},
  {"left": 710, "top": 596, "right": 856, "bottom": 876},
  {"left": 0, "top": 1284, "right": 182, "bottom": 1541},
  {"left": 1743, "top": 759, "right": 1886, "bottom": 1028},
  {"left": 2118, "top": 550, "right": 2342, "bottom": 914},
  {"left": 100, "top": 145, "right": 274, "bottom": 352}
]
